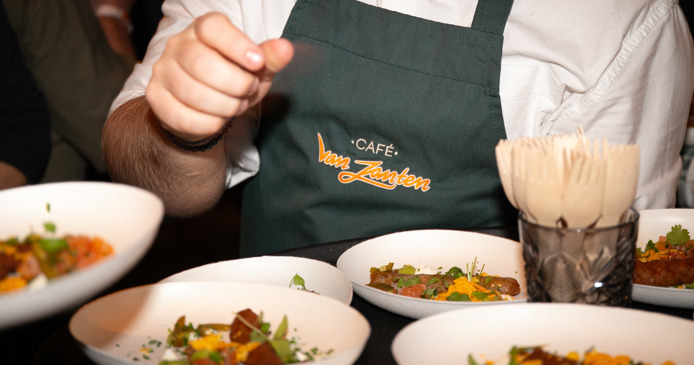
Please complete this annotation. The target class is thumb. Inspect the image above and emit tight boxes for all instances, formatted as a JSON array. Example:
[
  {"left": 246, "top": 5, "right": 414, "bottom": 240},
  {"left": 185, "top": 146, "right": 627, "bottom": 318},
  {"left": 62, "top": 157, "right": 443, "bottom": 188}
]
[
  {"left": 249, "top": 38, "right": 294, "bottom": 106},
  {"left": 259, "top": 38, "right": 294, "bottom": 76}
]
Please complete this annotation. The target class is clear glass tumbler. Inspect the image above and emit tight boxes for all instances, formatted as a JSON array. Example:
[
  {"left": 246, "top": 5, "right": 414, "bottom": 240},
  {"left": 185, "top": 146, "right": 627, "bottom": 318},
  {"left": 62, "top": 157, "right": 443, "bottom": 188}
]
[{"left": 518, "top": 209, "right": 639, "bottom": 306}]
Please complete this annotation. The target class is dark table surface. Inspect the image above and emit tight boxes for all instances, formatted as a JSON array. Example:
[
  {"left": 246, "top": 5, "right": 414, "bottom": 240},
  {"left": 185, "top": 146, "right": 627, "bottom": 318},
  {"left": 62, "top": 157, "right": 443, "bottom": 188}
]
[{"left": 5, "top": 225, "right": 694, "bottom": 365}]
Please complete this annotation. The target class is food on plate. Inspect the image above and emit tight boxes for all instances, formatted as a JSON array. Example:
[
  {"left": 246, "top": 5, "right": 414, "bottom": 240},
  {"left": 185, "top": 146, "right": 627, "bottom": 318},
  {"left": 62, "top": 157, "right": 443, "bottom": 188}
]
[
  {"left": 0, "top": 222, "right": 114, "bottom": 293},
  {"left": 468, "top": 345, "right": 676, "bottom": 365},
  {"left": 368, "top": 260, "right": 520, "bottom": 301},
  {"left": 158, "top": 308, "right": 331, "bottom": 365},
  {"left": 632, "top": 224, "right": 694, "bottom": 288}
]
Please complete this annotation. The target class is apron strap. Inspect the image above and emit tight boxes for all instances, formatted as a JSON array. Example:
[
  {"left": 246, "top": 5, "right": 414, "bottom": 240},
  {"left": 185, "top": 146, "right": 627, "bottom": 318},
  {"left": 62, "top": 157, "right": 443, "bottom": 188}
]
[{"left": 471, "top": 0, "right": 514, "bottom": 35}]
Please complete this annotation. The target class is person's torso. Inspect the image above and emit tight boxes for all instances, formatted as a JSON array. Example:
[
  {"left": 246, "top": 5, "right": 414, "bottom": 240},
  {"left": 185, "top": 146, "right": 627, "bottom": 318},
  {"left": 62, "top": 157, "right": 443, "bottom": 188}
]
[{"left": 240, "top": 0, "right": 515, "bottom": 256}]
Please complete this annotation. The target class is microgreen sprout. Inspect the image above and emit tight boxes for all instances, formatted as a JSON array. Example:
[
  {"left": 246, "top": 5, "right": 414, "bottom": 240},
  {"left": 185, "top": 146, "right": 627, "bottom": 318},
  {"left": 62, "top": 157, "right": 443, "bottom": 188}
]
[
  {"left": 464, "top": 257, "right": 485, "bottom": 281},
  {"left": 289, "top": 273, "right": 308, "bottom": 291}
]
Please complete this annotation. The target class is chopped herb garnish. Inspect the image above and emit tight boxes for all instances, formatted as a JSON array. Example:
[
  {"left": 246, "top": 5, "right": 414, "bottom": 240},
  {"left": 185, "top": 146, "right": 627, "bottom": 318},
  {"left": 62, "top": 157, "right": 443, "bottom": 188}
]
[
  {"left": 289, "top": 273, "right": 307, "bottom": 290},
  {"left": 43, "top": 222, "right": 57, "bottom": 233},
  {"left": 446, "top": 292, "right": 471, "bottom": 301},
  {"left": 426, "top": 277, "right": 439, "bottom": 285},
  {"left": 403, "top": 276, "right": 421, "bottom": 287},
  {"left": 666, "top": 224, "right": 691, "bottom": 246},
  {"left": 38, "top": 237, "right": 68, "bottom": 252}
]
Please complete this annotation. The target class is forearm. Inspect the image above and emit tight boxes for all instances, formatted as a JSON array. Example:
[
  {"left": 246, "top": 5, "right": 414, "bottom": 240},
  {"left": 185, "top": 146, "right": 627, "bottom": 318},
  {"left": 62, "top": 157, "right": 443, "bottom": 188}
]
[
  {"left": 0, "top": 161, "right": 27, "bottom": 190},
  {"left": 102, "top": 96, "right": 228, "bottom": 217}
]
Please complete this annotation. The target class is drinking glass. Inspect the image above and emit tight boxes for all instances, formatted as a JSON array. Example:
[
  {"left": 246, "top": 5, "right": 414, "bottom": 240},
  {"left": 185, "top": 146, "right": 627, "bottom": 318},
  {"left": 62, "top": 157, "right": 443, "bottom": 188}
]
[{"left": 518, "top": 209, "right": 639, "bottom": 306}]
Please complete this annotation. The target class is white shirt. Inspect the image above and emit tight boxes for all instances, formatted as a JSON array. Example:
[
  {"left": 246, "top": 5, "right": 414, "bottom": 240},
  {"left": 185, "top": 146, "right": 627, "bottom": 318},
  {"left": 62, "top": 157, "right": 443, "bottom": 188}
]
[{"left": 113, "top": 0, "right": 694, "bottom": 210}]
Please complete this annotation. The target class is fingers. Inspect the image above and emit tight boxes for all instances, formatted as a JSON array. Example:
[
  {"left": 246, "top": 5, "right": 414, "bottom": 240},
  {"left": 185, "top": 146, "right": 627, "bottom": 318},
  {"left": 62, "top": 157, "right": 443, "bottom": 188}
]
[{"left": 147, "top": 12, "right": 294, "bottom": 141}]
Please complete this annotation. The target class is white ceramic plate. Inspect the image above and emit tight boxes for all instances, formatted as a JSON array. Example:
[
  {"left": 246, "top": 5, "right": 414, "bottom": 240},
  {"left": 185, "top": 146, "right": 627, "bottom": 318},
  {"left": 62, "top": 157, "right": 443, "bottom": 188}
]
[
  {"left": 0, "top": 182, "right": 164, "bottom": 329},
  {"left": 392, "top": 303, "right": 694, "bottom": 365},
  {"left": 336, "top": 229, "right": 527, "bottom": 319},
  {"left": 160, "top": 256, "right": 353, "bottom": 304},
  {"left": 633, "top": 209, "right": 694, "bottom": 309},
  {"left": 69, "top": 281, "right": 370, "bottom": 365}
]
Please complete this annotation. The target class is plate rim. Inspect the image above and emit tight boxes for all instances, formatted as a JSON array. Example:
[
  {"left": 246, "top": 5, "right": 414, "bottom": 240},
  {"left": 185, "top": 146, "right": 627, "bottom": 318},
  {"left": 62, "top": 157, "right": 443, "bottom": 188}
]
[{"left": 69, "top": 281, "right": 370, "bottom": 365}]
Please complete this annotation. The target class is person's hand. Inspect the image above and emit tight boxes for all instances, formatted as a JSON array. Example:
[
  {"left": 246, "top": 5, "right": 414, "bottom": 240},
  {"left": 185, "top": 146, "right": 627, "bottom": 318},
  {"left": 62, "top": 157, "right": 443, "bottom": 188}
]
[
  {"left": 145, "top": 12, "right": 294, "bottom": 142},
  {"left": 0, "top": 161, "right": 27, "bottom": 190},
  {"left": 90, "top": 0, "right": 134, "bottom": 11}
]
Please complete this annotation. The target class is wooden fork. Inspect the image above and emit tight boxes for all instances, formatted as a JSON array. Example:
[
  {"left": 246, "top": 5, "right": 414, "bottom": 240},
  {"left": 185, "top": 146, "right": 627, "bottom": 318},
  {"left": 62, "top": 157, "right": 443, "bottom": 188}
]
[
  {"left": 525, "top": 149, "right": 563, "bottom": 226},
  {"left": 561, "top": 155, "right": 606, "bottom": 228},
  {"left": 598, "top": 144, "right": 639, "bottom": 227}
]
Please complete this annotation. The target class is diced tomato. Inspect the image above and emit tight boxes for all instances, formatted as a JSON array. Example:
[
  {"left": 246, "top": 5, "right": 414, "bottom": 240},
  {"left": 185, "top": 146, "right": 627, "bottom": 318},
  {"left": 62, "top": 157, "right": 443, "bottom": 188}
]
[
  {"left": 669, "top": 251, "right": 689, "bottom": 260},
  {"left": 192, "top": 358, "right": 219, "bottom": 365},
  {"left": 399, "top": 283, "right": 426, "bottom": 298}
]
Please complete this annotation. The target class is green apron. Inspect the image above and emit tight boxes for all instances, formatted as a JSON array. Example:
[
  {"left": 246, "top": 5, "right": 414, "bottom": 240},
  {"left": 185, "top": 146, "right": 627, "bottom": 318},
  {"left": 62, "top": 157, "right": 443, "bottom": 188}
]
[{"left": 240, "top": 0, "right": 515, "bottom": 256}]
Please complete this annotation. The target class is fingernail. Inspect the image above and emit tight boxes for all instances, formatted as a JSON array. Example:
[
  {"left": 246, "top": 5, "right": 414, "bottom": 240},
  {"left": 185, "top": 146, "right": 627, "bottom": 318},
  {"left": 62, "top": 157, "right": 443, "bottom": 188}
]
[{"left": 245, "top": 50, "right": 263, "bottom": 64}]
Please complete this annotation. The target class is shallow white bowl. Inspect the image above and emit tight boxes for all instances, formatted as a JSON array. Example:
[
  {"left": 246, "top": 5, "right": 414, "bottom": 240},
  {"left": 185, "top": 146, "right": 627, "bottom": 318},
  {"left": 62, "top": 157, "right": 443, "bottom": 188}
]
[
  {"left": 69, "top": 281, "right": 370, "bottom": 365},
  {"left": 160, "top": 255, "right": 353, "bottom": 304},
  {"left": 0, "top": 182, "right": 164, "bottom": 329},
  {"left": 633, "top": 208, "right": 694, "bottom": 309},
  {"left": 393, "top": 303, "right": 694, "bottom": 365},
  {"left": 336, "top": 229, "right": 527, "bottom": 319}
]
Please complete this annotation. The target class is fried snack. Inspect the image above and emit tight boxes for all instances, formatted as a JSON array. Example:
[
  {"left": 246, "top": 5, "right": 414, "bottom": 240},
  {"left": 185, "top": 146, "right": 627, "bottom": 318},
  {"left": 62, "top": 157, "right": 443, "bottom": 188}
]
[{"left": 632, "top": 225, "right": 694, "bottom": 287}]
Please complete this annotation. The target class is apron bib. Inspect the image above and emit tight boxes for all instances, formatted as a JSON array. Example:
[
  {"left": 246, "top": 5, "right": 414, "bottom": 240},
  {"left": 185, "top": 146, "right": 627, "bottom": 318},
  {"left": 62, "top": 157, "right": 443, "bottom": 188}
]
[{"left": 240, "top": 0, "right": 515, "bottom": 256}]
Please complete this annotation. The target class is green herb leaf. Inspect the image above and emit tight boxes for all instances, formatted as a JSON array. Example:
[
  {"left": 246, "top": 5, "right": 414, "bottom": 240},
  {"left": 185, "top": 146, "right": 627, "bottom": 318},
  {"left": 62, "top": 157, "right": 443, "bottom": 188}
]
[
  {"left": 468, "top": 354, "right": 479, "bottom": 365},
  {"left": 446, "top": 292, "right": 471, "bottom": 302},
  {"left": 403, "top": 276, "right": 421, "bottom": 287},
  {"left": 39, "top": 237, "right": 68, "bottom": 252},
  {"left": 509, "top": 346, "right": 521, "bottom": 365},
  {"left": 666, "top": 224, "right": 690, "bottom": 246},
  {"left": 191, "top": 349, "right": 222, "bottom": 363},
  {"left": 446, "top": 266, "right": 463, "bottom": 279},
  {"left": 270, "top": 339, "right": 297, "bottom": 363},
  {"left": 423, "top": 288, "right": 437, "bottom": 299},
  {"left": 471, "top": 291, "right": 490, "bottom": 301},
  {"left": 43, "top": 222, "right": 57, "bottom": 233},
  {"left": 638, "top": 240, "right": 656, "bottom": 255},
  {"left": 289, "top": 273, "right": 307, "bottom": 290},
  {"left": 426, "top": 277, "right": 439, "bottom": 285},
  {"left": 166, "top": 316, "right": 193, "bottom": 348},
  {"left": 273, "top": 315, "right": 288, "bottom": 341}
]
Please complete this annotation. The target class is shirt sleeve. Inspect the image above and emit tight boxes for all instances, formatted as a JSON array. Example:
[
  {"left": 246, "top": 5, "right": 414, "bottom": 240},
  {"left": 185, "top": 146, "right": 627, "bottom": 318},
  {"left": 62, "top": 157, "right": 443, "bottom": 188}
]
[
  {"left": 0, "top": 2, "right": 51, "bottom": 184},
  {"left": 565, "top": 2, "right": 694, "bottom": 209},
  {"left": 502, "top": 0, "right": 694, "bottom": 210}
]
